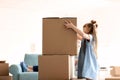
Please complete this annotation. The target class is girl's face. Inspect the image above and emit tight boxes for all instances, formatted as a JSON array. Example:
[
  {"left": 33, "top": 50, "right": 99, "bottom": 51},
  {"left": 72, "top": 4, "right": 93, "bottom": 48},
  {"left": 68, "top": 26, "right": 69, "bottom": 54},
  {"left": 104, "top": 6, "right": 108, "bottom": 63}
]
[{"left": 83, "top": 26, "right": 91, "bottom": 34}]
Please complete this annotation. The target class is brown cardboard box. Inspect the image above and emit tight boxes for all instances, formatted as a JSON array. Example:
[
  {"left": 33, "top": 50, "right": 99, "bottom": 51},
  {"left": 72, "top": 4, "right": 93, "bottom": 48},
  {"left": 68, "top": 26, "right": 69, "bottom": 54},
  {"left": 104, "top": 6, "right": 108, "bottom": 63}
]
[
  {"left": 110, "top": 66, "right": 120, "bottom": 77},
  {"left": 0, "top": 76, "right": 12, "bottom": 80},
  {"left": 0, "top": 63, "right": 9, "bottom": 76},
  {"left": 42, "top": 17, "right": 77, "bottom": 55},
  {"left": 71, "top": 78, "right": 86, "bottom": 80},
  {"left": 39, "top": 55, "right": 74, "bottom": 80},
  {"left": 105, "top": 77, "right": 120, "bottom": 80}
]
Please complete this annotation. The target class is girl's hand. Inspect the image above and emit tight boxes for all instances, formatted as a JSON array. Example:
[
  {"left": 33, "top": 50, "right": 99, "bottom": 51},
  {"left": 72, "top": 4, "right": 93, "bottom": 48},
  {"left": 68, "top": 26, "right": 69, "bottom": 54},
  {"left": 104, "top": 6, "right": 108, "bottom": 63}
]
[{"left": 64, "top": 20, "right": 75, "bottom": 29}]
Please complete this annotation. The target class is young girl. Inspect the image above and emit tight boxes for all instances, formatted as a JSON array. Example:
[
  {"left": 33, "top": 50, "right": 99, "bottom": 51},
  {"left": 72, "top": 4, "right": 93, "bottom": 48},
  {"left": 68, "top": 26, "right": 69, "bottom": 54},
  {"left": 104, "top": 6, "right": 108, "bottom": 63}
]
[{"left": 64, "top": 20, "right": 99, "bottom": 80}]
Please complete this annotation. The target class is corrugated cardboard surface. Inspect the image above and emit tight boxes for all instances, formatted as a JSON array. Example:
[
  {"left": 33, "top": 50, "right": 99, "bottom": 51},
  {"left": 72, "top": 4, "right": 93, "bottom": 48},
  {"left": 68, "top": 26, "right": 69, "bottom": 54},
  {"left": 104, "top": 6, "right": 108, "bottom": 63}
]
[
  {"left": 71, "top": 78, "right": 86, "bottom": 80},
  {"left": 42, "top": 17, "right": 77, "bottom": 55},
  {"left": 105, "top": 77, "right": 120, "bottom": 80},
  {"left": 110, "top": 66, "right": 120, "bottom": 77},
  {"left": 39, "top": 55, "right": 74, "bottom": 80},
  {"left": 0, "top": 63, "right": 9, "bottom": 76},
  {"left": 0, "top": 76, "right": 12, "bottom": 80}
]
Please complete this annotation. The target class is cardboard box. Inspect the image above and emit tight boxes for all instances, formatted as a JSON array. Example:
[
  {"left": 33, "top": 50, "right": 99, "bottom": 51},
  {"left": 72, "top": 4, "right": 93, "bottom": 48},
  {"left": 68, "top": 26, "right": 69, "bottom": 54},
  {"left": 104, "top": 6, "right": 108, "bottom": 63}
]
[
  {"left": 39, "top": 55, "right": 75, "bottom": 80},
  {"left": 0, "top": 76, "right": 12, "bottom": 80},
  {"left": 105, "top": 77, "right": 120, "bottom": 80},
  {"left": 0, "top": 63, "right": 9, "bottom": 76},
  {"left": 71, "top": 78, "right": 86, "bottom": 80},
  {"left": 110, "top": 66, "right": 120, "bottom": 77},
  {"left": 42, "top": 17, "right": 77, "bottom": 55}
]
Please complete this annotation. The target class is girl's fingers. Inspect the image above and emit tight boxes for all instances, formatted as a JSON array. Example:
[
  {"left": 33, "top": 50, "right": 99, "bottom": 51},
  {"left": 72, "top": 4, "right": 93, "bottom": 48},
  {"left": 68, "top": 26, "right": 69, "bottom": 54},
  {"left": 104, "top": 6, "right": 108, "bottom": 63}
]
[
  {"left": 67, "top": 20, "right": 71, "bottom": 23},
  {"left": 64, "top": 20, "right": 71, "bottom": 24},
  {"left": 64, "top": 19, "right": 72, "bottom": 28},
  {"left": 64, "top": 20, "right": 69, "bottom": 24}
]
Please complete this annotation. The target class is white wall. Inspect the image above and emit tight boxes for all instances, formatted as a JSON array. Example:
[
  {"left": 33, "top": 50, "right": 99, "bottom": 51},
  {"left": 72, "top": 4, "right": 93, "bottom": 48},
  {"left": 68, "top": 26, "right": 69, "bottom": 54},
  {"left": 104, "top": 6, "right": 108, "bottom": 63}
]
[{"left": 0, "top": 0, "right": 120, "bottom": 66}]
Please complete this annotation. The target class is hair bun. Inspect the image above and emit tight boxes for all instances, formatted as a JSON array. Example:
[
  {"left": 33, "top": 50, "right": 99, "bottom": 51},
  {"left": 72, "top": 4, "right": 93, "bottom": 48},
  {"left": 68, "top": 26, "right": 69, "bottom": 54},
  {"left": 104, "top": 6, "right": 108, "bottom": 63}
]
[{"left": 91, "top": 20, "right": 96, "bottom": 24}]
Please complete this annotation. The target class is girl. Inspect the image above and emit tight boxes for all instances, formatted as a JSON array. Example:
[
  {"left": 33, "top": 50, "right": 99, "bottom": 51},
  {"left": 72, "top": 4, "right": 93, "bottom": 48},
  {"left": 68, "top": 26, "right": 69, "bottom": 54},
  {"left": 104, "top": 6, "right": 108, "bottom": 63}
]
[{"left": 64, "top": 20, "right": 99, "bottom": 80}]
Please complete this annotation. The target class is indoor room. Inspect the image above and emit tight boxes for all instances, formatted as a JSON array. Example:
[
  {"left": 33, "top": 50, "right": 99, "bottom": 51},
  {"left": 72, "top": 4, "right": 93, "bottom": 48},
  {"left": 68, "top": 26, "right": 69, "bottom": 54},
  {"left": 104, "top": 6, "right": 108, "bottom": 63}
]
[{"left": 0, "top": 0, "right": 120, "bottom": 80}]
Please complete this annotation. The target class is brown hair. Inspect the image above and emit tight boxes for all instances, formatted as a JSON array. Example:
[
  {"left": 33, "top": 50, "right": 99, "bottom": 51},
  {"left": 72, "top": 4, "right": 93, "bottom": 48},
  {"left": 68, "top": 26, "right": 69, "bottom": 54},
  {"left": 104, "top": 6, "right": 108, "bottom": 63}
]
[{"left": 84, "top": 20, "right": 98, "bottom": 57}]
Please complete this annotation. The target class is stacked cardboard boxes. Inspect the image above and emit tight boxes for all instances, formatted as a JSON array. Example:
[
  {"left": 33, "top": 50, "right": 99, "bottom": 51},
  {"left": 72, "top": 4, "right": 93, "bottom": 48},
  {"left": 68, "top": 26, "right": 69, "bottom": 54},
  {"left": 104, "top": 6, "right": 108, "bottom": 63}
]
[
  {"left": 0, "top": 62, "right": 12, "bottom": 80},
  {"left": 39, "top": 17, "right": 77, "bottom": 80}
]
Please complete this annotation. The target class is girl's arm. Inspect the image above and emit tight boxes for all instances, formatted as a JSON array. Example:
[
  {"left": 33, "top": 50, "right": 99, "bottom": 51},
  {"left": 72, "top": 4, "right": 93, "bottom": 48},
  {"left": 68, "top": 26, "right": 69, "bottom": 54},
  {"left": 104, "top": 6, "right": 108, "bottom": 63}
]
[
  {"left": 64, "top": 20, "right": 90, "bottom": 40},
  {"left": 77, "top": 34, "right": 82, "bottom": 40}
]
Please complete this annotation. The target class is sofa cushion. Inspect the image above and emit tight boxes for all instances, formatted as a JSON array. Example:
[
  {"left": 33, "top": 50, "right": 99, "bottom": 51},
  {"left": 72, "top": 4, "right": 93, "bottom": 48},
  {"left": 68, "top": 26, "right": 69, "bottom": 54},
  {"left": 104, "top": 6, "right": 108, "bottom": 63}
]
[
  {"left": 24, "top": 54, "right": 39, "bottom": 66},
  {"left": 19, "top": 72, "right": 38, "bottom": 80}
]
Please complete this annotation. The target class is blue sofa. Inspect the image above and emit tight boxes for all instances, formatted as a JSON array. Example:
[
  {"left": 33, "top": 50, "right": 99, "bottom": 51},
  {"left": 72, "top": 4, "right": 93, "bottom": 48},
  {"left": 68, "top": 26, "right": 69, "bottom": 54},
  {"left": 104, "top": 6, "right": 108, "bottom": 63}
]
[{"left": 9, "top": 54, "right": 39, "bottom": 80}]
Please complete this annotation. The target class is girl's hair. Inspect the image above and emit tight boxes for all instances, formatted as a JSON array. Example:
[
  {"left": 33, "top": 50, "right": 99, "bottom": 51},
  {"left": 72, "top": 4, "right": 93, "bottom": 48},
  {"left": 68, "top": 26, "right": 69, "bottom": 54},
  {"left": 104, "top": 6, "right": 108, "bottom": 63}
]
[{"left": 84, "top": 20, "right": 98, "bottom": 57}]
